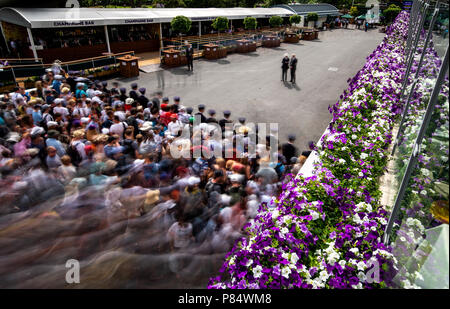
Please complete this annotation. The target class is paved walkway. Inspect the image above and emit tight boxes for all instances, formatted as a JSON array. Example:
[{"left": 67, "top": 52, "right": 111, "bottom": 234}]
[{"left": 112, "top": 28, "right": 386, "bottom": 152}]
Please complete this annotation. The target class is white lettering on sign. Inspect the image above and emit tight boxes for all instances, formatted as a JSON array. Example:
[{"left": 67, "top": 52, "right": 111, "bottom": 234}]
[
  {"left": 131, "top": 62, "right": 136, "bottom": 66},
  {"left": 124, "top": 19, "right": 154, "bottom": 24},
  {"left": 173, "top": 55, "right": 178, "bottom": 58},
  {"left": 122, "top": 62, "right": 126, "bottom": 65},
  {"left": 53, "top": 20, "right": 95, "bottom": 27}
]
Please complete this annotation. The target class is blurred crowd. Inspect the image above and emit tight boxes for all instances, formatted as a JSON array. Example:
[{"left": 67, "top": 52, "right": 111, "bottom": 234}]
[{"left": 0, "top": 67, "right": 314, "bottom": 287}]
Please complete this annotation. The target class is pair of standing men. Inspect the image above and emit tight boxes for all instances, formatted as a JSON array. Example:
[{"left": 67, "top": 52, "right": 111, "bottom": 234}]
[{"left": 281, "top": 53, "right": 297, "bottom": 83}]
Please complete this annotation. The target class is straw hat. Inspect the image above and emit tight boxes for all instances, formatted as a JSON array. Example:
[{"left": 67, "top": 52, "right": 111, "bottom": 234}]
[
  {"left": 144, "top": 190, "right": 160, "bottom": 206},
  {"left": 72, "top": 129, "right": 85, "bottom": 139}
]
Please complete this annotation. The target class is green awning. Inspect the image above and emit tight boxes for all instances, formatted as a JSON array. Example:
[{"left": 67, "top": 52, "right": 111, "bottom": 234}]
[
  {"left": 356, "top": 15, "right": 366, "bottom": 20},
  {"left": 341, "top": 14, "right": 353, "bottom": 19}
]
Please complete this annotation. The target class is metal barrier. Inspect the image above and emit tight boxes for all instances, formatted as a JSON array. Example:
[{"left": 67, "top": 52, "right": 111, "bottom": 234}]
[
  {"left": 383, "top": 0, "right": 450, "bottom": 245},
  {"left": 0, "top": 51, "right": 135, "bottom": 87}
]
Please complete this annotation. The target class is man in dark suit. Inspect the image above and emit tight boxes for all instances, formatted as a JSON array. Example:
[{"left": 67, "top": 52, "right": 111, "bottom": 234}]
[
  {"left": 195, "top": 104, "right": 207, "bottom": 122},
  {"left": 282, "top": 134, "right": 298, "bottom": 164},
  {"left": 290, "top": 54, "right": 298, "bottom": 83},
  {"left": 185, "top": 42, "right": 194, "bottom": 72},
  {"left": 219, "top": 110, "right": 233, "bottom": 133},
  {"left": 281, "top": 53, "right": 289, "bottom": 82},
  {"left": 129, "top": 83, "right": 139, "bottom": 101}
]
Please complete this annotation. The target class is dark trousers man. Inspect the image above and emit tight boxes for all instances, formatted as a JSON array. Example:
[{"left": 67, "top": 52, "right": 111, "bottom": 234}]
[
  {"left": 290, "top": 69, "right": 296, "bottom": 83},
  {"left": 187, "top": 56, "right": 193, "bottom": 71},
  {"left": 282, "top": 69, "right": 288, "bottom": 81}
]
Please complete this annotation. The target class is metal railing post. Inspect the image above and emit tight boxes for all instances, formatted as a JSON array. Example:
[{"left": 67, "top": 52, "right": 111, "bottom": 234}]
[
  {"left": 392, "top": 1, "right": 441, "bottom": 155},
  {"left": 384, "top": 44, "right": 449, "bottom": 245}
]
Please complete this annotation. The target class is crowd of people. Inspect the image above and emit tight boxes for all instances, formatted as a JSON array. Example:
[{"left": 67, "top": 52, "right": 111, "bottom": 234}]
[{"left": 0, "top": 68, "right": 314, "bottom": 287}]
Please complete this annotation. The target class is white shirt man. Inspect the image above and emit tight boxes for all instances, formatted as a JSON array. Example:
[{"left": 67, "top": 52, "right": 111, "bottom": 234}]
[
  {"left": 167, "top": 118, "right": 183, "bottom": 136},
  {"left": 109, "top": 116, "right": 128, "bottom": 140}
]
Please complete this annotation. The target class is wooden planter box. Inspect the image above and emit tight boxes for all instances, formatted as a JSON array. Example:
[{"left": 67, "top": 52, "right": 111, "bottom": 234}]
[
  {"left": 226, "top": 45, "right": 237, "bottom": 53},
  {"left": 179, "top": 55, "right": 188, "bottom": 65},
  {"left": 117, "top": 55, "right": 140, "bottom": 78},
  {"left": 162, "top": 50, "right": 181, "bottom": 67},
  {"left": 302, "top": 31, "right": 315, "bottom": 41},
  {"left": 203, "top": 44, "right": 220, "bottom": 60},
  {"left": 247, "top": 41, "right": 257, "bottom": 52},
  {"left": 217, "top": 48, "right": 227, "bottom": 58},
  {"left": 284, "top": 33, "right": 300, "bottom": 43},
  {"left": 314, "top": 30, "right": 319, "bottom": 39},
  {"left": 262, "top": 36, "right": 281, "bottom": 48},
  {"left": 236, "top": 40, "right": 249, "bottom": 53}
]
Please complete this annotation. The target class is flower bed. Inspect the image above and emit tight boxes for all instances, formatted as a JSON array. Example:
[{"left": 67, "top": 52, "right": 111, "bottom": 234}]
[{"left": 208, "top": 12, "right": 413, "bottom": 289}]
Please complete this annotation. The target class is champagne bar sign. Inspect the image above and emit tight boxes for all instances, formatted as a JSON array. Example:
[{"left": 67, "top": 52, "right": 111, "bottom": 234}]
[{"left": 53, "top": 20, "right": 96, "bottom": 27}]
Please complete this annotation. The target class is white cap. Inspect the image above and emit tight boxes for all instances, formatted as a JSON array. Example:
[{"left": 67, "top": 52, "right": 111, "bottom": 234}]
[{"left": 31, "top": 126, "right": 45, "bottom": 136}]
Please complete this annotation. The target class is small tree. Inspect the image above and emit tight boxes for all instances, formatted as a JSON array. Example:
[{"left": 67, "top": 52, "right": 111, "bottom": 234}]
[
  {"left": 243, "top": 16, "right": 258, "bottom": 32},
  {"left": 269, "top": 15, "right": 283, "bottom": 28},
  {"left": 212, "top": 16, "right": 229, "bottom": 36},
  {"left": 349, "top": 6, "right": 359, "bottom": 18},
  {"left": 383, "top": 4, "right": 401, "bottom": 24},
  {"left": 306, "top": 12, "right": 318, "bottom": 22},
  {"left": 171, "top": 15, "right": 192, "bottom": 38},
  {"left": 289, "top": 14, "right": 301, "bottom": 25}
]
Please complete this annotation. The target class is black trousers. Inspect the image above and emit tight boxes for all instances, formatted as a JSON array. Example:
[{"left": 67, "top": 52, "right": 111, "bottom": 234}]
[
  {"left": 187, "top": 57, "right": 193, "bottom": 70},
  {"left": 282, "top": 69, "right": 288, "bottom": 81},
  {"left": 290, "top": 69, "right": 296, "bottom": 83}
]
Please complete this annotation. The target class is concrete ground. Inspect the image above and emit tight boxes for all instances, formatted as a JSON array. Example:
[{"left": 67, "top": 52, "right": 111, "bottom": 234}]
[{"left": 111, "top": 28, "right": 385, "bottom": 152}]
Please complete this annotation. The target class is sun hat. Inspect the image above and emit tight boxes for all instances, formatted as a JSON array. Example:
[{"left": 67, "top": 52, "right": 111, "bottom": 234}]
[
  {"left": 125, "top": 98, "right": 134, "bottom": 105},
  {"left": 144, "top": 190, "right": 160, "bottom": 206},
  {"left": 140, "top": 121, "right": 153, "bottom": 131}
]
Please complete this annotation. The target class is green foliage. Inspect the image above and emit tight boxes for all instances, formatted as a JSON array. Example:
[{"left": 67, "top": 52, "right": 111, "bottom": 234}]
[
  {"left": 306, "top": 12, "right": 319, "bottom": 22},
  {"left": 269, "top": 15, "right": 283, "bottom": 28},
  {"left": 383, "top": 4, "right": 402, "bottom": 24},
  {"left": 243, "top": 17, "right": 258, "bottom": 30},
  {"left": 159, "top": 0, "right": 187, "bottom": 7},
  {"left": 212, "top": 16, "right": 229, "bottom": 32},
  {"left": 289, "top": 14, "right": 301, "bottom": 25},
  {"left": 171, "top": 15, "right": 192, "bottom": 35},
  {"left": 349, "top": 6, "right": 359, "bottom": 18}
]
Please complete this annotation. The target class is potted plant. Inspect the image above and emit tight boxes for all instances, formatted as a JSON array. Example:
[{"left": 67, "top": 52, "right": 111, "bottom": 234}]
[
  {"left": 212, "top": 16, "right": 229, "bottom": 37},
  {"left": 306, "top": 12, "right": 319, "bottom": 28},
  {"left": 244, "top": 17, "right": 257, "bottom": 35},
  {"left": 269, "top": 15, "right": 283, "bottom": 30}
]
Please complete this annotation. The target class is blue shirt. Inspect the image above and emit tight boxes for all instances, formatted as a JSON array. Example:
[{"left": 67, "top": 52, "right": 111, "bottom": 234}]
[
  {"left": 32, "top": 110, "right": 43, "bottom": 125},
  {"left": 46, "top": 138, "right": 66, "bottom": 157}
]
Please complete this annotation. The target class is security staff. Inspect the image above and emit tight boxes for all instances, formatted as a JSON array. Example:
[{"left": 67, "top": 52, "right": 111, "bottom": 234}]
[
  {"left": 290, "top": 54, "right": 298, "bottom": 84},
  {"left": 185, "top": 42, "right": 194, "bottom": 72},
  {"left": 195, "top": 104, "right": 207, "bottom": 122},
  {"left": 281, "top": 53, "right": 289, "bottom": 82},
  {"left": 219, "top": 110, "right": 233, "bottom": 132}
]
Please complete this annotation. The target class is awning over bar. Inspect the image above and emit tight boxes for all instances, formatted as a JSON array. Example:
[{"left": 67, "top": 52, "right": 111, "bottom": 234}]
[{"left": 0, "top": 7, "right": 294, "bottom": 29}]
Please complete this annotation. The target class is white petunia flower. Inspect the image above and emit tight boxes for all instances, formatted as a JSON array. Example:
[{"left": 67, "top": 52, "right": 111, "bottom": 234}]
[
  {"left": 253, "top": 265, "right": 263, "bottom": 278},
  {"left": 282, "top": 267, "right": 292, "bottom": 279}
]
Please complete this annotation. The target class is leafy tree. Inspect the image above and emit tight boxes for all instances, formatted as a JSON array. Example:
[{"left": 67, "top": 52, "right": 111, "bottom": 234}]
[
  {"left": 159, "top": 0, "right": 187, "bottom": 7},
  {"left": 306, "top": 12, "right": 318, "bottom": 22},
  {"left": 349, "top": 6, "right": 358, "bottom": 17},
  {"left": 171, "top": 15, "right": 192, "bottom": 36},
  {"left": 212, "top": 16, "right": 229, "bottom": 35},
  {"left": 269, "top": 15, "right": 283, "bottom": 28},
  {"left": 289, "top": 14, "right": 301, "bottom": 25},
  {"left": 383, "top": 4, "right": 401, "bottom": 24},
  {"left": 243, "top": 17, "right": 258, "bottom": 30}
]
